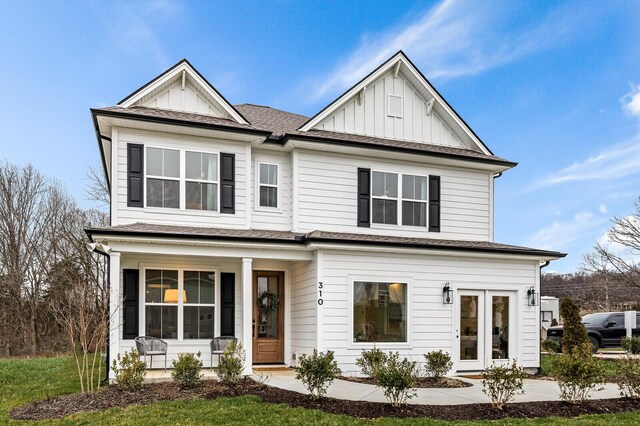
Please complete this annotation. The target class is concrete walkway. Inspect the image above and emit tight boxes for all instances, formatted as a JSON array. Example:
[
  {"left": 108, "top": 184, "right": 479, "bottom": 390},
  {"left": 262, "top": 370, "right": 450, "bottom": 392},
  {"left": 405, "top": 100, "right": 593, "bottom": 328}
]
[{"left": 259, "top": 370, "right": 622, "bottom": 405}]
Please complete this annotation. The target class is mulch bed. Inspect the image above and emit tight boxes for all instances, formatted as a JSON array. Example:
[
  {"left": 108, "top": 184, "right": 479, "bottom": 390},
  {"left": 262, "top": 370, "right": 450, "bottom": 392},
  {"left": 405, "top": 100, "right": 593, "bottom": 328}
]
[
  {"left": 338, "top": 376, "right": 472, "bottom": 388},
  {"left": 10, "top": 378, "right": 640, "bottom": 421}
]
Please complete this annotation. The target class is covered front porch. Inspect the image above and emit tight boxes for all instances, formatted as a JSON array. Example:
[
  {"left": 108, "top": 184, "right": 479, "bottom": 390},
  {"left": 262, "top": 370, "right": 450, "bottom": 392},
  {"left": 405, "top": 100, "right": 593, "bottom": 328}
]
[{"left": 104, "top": 235, "right": 319, "bottom": 379}]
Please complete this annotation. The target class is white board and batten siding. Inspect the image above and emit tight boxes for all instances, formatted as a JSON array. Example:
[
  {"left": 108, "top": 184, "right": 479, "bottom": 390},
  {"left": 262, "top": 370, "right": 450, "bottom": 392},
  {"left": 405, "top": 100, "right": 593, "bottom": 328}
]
[
  {"left": 295, "top": 150, "right": 492, "bottom": 241},
  {"left": 314, "top": 69, "right": 475, "bottom": 150},
  {"left": 320, "top": 250, "right": 540, "bottom": 375},
  {"left": 250, "top": 151, "right": 293, "bottom": 231},
  {"left": 118, "top": 253, "right": 244, "bottom": 369},
  {"left": 114, "top": 129, "right": 248, "bottom": 228},
  {"left": 141, "top": 79, "right": 230, "bottom": 118},
  {"left": 289, "top": 256, "right": 318, "bottom": 364}
]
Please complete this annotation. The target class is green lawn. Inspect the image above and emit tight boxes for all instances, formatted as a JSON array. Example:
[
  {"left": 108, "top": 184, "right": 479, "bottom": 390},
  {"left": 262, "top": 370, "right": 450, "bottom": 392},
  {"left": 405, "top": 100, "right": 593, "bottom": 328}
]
[
  {"left": 540, "top": 354, "right": 620, "bottom": 379},
  {"left": 2, "top": 356, "right": 640, "bottom": 425}
]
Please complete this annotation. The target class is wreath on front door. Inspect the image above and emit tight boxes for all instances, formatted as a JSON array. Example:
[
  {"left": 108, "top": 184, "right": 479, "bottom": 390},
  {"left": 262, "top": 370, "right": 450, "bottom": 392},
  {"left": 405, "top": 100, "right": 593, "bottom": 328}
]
[{"left": 257, "top": 290, "right": 280, "bottom": 315}]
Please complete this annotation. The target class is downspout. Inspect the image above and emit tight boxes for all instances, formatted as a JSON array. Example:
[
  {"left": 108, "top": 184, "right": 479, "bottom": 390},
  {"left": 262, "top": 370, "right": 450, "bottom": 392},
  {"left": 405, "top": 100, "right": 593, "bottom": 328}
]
[{"left": 538, "top": 260, "right": 551, "bottom": 374}]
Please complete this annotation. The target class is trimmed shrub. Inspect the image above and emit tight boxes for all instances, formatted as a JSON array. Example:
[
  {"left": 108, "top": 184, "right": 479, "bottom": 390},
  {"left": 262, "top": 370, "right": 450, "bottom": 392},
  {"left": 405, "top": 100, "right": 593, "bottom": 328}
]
[
  {"left": 424, "top": 350, "right": 453, "bottom": 379},
  {"left": 552, "top": 342, "right": 605, "bottom": 403},
  {"left": 622, "top": 336, "right": 640, "bottom": 355},
  {"left": 373, "top": 352, "right": 418, "bottom": 407},
  {"left": 559, "top": 298, "right": 589, "bottom": 354},
  {"left": 356, "top": 346, "right": 387, "bottom": 377},
  {"left": 171, "top": 352, "right": 203, "bottom": 388},
  {"left": 214, "top": 342, "right": 246, "bottom": 384},
  {"left": 111, "top": 349, "right": 146, "bottom": 391},
  {"left": 542, "top": 339, "right": 561, "bottom": 353},
  {"left": 617, "top": 354, "right": 640, "bottom": 398},
  {"left": 295, "top": 349, "right": 341, "bottom": 399},
  {"left": 481, "top": 360, "right": 526, "bottom": 410}
]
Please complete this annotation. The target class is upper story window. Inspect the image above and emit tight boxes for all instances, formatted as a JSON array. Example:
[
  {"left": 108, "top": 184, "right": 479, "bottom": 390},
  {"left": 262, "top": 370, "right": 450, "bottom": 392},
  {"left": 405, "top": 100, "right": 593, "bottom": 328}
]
[
  {"left": 402, "top": 175, "right": 428, "bottom": 227},
  {"left": 372, "top": 171, "right": 398, "bottom": 225},
  {"left": 186, "top": 151, "right": 218, "bottom": 211},
  {"left": 146, "top": 148, "right": 180, "bottom": 208},
  {"left": 259, "top": 163, "right": 278, "bottom": 208}
]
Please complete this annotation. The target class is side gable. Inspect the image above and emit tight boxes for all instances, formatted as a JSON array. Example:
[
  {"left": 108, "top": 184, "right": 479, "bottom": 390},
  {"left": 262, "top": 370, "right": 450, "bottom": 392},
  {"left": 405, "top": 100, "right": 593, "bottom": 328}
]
[
  {"left": 118, "top": 59, "right": 249, "bottom": 124},
  {"left": 300, "top": 51, "right": 491, "bottom": 154}
]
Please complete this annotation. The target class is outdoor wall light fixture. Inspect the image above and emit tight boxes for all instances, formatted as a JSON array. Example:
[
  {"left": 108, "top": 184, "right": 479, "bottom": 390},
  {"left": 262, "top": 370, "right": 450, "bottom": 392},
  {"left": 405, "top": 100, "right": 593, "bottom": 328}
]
[
  {"left": 442, "top": 282, "right": 453, "bottom": 304},
  {"left": 527, "top": 286, "right": 538, "bottom": 306}
]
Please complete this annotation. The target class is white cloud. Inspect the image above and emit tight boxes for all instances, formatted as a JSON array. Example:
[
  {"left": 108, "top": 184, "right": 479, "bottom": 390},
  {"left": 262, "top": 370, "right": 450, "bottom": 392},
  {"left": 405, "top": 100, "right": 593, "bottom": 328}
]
[
  {"left": 599, "top": 203, "right": 608, "bottom": 214},
  {"left": 527, "top": 210, "right": 607, "bottom": 250},
  {"left": 622, "top": 83, "right": 640, "bottom": 118},
  {"left": 533, "top": 137, "right": 640, "bottom": 189},
  {"left": 309, "top": 0, "right": 595, "bottom": 101}
]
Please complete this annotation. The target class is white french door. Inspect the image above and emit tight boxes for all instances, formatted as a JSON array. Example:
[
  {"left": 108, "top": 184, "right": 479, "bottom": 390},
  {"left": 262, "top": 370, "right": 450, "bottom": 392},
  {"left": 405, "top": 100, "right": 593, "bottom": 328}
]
[{"left": 455, "top": 290, "right": 517, "bottom": 371}]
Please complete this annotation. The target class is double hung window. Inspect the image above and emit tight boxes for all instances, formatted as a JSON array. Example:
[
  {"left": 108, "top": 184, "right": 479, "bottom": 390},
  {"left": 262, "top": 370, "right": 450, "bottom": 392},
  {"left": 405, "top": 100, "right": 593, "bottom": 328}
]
[
  {"left": 259, "top": 163, "right": 278, "bottom": 208},
  {"left": 372, "top": 172, "right": 398, "bottom": 224},
  {"left": 402, "top": 175, "right": 428, "bottom": 226},
  {"left": 146, "top": 148, "right": 180, "bottom": 208},
  {"left": 186, "top": 151, "right": 218, "bottom": 211},
  {"left": 144, "top": 269, "right": 216, "bottom": 340}
]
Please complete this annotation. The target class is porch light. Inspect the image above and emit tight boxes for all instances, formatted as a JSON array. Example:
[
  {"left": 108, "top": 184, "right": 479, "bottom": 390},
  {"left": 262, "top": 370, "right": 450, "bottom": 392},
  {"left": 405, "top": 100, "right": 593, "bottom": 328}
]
[
  {"left": 527, "top": 286, "right": 538, "bottom": 306},
  {"left": 164, "top": 289, "right": 187, "bottom": 303},
  {"left": 442, "top": 282, "right": 453, "bottom": 304}
]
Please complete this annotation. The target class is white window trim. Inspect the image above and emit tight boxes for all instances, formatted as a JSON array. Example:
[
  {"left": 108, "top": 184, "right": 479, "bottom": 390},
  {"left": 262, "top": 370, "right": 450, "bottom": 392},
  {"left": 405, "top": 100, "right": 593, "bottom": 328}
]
[
  {"left": 371, "top": 170, "right": 429, "bottom": 228},
  {"left": 184, "top": 150, "right": 220, "bottom": 212},
  {"left": 347, "top": 274, "right": 413, "bottom": 350},
  {"left": 143, "top": 145, "right": 222, "bottom": 215},
  {"left": 140, "top": 264, "right": 221, "bottom": 342},
  {"left": 371, "top": 170, "right": 399, "bottom": 226},
  {"left": 401, "top": 174, "right": 428, "bottom": 227},
  {"left": 144, "top": 147, "right": 181, "bottom": 209},
  {"left": 255, "top": 161, "right": 281, "bottom": 211}
]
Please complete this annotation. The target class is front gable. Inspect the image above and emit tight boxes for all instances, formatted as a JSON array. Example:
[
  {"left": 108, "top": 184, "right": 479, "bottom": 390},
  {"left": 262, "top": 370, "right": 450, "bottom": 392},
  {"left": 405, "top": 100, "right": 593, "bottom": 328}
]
[
  {"left": 301, "top": 51, "right": 491, "bottom": 154},
  {"left": 118, "top": 59, "right": 249, "bottom": 124}
]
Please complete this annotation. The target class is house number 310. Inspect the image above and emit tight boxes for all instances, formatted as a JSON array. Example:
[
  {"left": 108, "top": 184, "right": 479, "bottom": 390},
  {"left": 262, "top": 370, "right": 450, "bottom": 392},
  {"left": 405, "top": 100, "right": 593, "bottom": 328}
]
[{"left": 318, "top": 282, "right": 324, "bottom": 305}]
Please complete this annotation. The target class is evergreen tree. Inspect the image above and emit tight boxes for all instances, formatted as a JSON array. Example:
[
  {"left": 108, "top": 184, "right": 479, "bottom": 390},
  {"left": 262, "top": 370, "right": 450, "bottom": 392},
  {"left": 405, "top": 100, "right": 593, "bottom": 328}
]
[{"left": 560, "top": 298, "right": 589, "bottom": 354}]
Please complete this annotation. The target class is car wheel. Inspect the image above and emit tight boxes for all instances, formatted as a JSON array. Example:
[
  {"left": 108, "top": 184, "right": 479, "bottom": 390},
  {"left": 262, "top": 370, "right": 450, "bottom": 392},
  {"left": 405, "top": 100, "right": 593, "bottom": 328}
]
[{"left": 589, "top": 336, "right": 600, "bottom": 353}]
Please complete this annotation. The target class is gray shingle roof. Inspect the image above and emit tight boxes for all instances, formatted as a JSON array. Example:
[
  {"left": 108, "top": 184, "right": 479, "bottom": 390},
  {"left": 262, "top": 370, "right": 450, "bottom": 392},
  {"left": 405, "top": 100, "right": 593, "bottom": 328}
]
[
  {"left": 92, "top": 104, "right": 515, "bottom": 167},
  {"left": 86, "top": 223, "right": 565, "bottom": 258}
]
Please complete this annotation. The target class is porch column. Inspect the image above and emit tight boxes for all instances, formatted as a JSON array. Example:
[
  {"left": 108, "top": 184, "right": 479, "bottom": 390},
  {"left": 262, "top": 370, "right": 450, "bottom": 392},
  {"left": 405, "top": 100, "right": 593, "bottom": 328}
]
[
  {"left": 108, "top": 251, "right": 121, "bottom": 380},
  {"left": 242, "top": 257, "right": 253, "bottom": 375}
]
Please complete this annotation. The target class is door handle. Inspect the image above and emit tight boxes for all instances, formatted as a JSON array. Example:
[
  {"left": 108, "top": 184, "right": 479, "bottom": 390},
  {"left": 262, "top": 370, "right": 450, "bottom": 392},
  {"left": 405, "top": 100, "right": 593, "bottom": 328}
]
[{"left": 252, "top": 318, "right": 255, "bottom": 338}]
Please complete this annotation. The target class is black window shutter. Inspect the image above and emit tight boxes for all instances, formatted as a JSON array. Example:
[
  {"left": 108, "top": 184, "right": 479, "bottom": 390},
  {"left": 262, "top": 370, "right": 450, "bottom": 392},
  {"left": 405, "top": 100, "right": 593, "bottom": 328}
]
[
  {"left": 220, "top": 153, "right": 235, "bottom": 214},
  {"left": 429, "top": 175, "right": 441, "bottom": 232},
  {"left": 122, "top": 269, "right": 139, "bottom": 339},
  {"left": 220, "top": 273, "right": 235, "bottom": 336},
  {"left": 357, "top": 168, "right": 371, "bottom": 227},
  {"left": 127, "top": 143, "right": 144, "bottom": 207}
]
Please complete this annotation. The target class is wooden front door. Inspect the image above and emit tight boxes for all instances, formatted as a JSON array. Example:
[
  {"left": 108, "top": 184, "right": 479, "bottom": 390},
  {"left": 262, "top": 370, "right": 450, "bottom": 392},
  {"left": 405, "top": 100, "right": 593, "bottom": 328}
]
[{"left": 252, "top": 271, "right": 284, "bottom": 364}]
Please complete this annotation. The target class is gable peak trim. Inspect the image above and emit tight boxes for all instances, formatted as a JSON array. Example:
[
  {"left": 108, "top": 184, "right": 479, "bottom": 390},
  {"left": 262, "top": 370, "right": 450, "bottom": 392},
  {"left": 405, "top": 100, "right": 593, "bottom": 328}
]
[
  {"left": 117, "top": 58, "right": 249, "bottom": 125},
  {"left": 299, "top": 50, "right": 493, "bottom": 155}
]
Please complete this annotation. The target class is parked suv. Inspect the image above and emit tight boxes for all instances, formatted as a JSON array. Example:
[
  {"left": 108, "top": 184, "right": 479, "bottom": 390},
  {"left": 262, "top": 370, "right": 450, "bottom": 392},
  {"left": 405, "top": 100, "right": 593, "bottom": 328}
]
[{"left": 546, "top": 312, "right": 640, "bottom": 352}]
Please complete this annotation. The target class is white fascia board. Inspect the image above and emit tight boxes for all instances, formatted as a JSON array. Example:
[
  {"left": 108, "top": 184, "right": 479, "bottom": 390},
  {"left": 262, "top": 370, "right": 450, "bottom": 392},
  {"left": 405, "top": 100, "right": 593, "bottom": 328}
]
[
  {"left": 307, "top": 242, "right": 562, "bottom": 262},
  {"left": 286, "top": 139, "right": 511, "bottom": 173},
  {"left": 119, "top": 62, "right": 249, "bottom": 125},
  {"left": 96, "top": 236, "right": 313, "bottom": 261},
  {"left": 299, "top": 52, "right": 490, "bottom": 156},
  {"left": 97, "top": 115, "right": 264, "bottom": 143}
]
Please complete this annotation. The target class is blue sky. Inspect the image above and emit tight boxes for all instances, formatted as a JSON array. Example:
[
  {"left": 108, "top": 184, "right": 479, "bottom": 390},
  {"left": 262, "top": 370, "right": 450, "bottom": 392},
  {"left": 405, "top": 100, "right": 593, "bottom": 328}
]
[{"left": 1, "top": 0, "right": 639, "bottom": 273}]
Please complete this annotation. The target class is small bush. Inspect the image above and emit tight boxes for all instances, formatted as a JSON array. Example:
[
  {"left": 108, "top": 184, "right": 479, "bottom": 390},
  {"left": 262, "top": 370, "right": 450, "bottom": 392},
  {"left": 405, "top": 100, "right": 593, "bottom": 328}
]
[
  {"left": 622, "top": 336, "right": 640, "bottom": 354},
  {"left": 617, "top": 354, "right": 640, "bottom": 398},
  {"left": 295, "top": 350, "right": 341, "bottom": 399},
  {"left": 111, "top": 349, "right": 146, "bottom": 391},
  {"left": 356, "top": 346, "right": 387, "bottom": 377},
  {"left": 552, "top": 342, "right": 605, "bottom": 403},
  {"left": 542, "top": 339, "right": 561, "bottom": 353},
  {"left": 214, "top": 342, "right": 245, "bottom": 384},
  {"left": 171, "top": 352, "right": 203, "bottom": 388},
  {"left": 373, "top": 352, "right": 418, "bottom": 407},
  {"left": 560, "top": 298, "right": 589, "bottom": 354},
  {"left": 424, "top": 350, "right": 453, "bottom": 379},
  {"left": 481, "top": 360, "right": 526, "bottom": 410}
]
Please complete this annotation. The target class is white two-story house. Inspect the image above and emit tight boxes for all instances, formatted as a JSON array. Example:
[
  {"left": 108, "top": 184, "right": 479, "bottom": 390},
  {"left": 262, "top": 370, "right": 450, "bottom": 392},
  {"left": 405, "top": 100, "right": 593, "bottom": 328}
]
[{"left": 88, "top": 51, "right": 564, "bottom": 378}]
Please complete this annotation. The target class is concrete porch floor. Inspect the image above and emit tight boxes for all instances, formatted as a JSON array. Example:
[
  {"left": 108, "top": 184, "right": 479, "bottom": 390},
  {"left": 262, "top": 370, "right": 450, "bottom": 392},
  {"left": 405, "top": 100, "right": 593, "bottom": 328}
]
[
  {"left": 145, "top": 369, "right": 219, "bottom": 383},
  {"left": 261, "top": 369, "right": 623, "bottom": 405}
]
